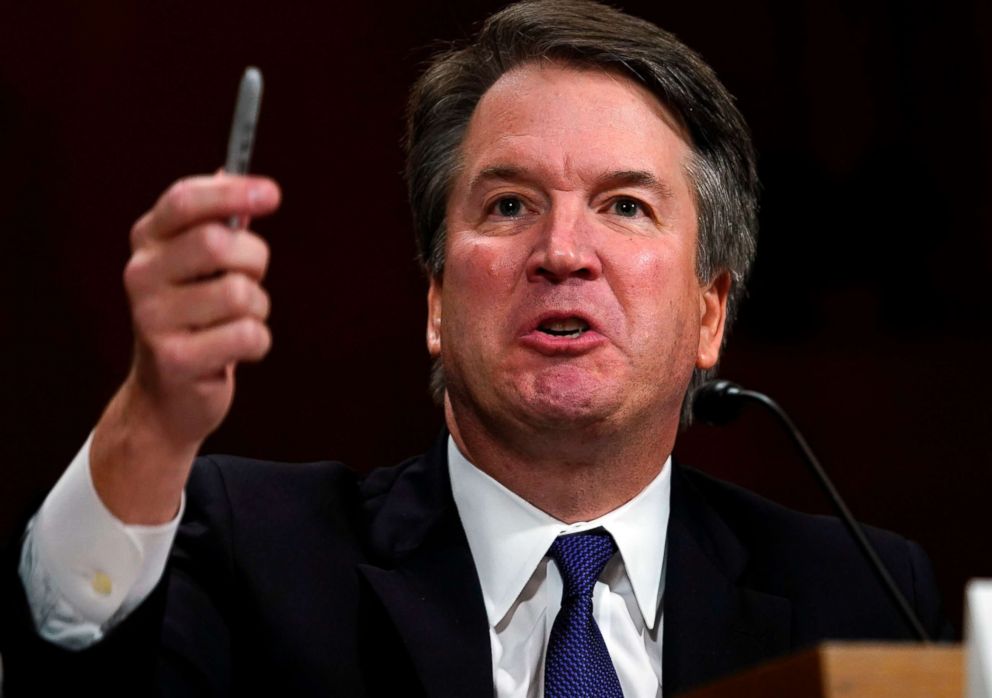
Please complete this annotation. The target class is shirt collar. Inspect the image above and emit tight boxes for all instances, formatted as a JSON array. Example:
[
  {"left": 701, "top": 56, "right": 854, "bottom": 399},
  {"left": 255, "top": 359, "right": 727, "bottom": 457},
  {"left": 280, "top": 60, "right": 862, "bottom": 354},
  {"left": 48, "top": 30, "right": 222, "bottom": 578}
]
[{"left": 448, "top": 437, "right": 671, "bottom": 631}]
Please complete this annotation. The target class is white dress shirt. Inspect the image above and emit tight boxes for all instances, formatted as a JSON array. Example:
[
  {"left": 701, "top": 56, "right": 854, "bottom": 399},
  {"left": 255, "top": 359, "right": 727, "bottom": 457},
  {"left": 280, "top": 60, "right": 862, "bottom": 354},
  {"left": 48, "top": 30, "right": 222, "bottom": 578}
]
[
  {"left": 448, "top": 439, "right": 671, "bottom": 698},
  {"left": 21, "top": 435, "right": 671, "bottom": 697},
  {"left": 19, "top": 433, "right": 182, "bottom": 649}
]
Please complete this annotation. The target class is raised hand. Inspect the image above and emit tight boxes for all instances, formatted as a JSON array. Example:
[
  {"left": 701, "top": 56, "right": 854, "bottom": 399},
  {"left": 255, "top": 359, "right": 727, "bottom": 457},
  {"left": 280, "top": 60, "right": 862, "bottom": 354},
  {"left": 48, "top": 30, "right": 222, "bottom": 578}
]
[{"left": 90, "top": 174, "right": 281, "bottom": 524}]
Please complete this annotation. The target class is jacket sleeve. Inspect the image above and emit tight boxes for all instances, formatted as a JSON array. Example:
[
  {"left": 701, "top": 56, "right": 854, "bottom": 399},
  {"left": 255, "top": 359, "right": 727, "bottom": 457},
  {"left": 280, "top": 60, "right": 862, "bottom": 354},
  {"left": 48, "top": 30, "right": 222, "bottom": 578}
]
[{"left": 1, "top": 457, "right": 239, "bottom": 697}]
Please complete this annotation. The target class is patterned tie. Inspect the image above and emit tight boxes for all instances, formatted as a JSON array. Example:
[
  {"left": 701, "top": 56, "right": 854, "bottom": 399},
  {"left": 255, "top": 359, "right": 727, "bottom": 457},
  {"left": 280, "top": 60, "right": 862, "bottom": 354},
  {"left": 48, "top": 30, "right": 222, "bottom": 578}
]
[{"left": 544, "top": 529, "right": 624, "bottom": 697}]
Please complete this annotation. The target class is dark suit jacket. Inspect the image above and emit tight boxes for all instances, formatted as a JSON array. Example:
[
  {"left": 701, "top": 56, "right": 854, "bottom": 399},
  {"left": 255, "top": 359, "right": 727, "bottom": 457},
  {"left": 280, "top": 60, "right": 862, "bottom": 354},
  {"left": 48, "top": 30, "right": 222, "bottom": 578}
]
[{"left": 2, "top": 432, "right": 953, "bottom": 696}]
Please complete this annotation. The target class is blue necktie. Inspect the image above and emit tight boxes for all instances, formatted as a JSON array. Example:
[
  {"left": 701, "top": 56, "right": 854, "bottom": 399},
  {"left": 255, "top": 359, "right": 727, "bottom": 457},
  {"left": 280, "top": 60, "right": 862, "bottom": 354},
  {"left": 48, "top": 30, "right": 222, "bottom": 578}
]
[{"left": 544, "top": 529, "right": 624, "bottom": 697}]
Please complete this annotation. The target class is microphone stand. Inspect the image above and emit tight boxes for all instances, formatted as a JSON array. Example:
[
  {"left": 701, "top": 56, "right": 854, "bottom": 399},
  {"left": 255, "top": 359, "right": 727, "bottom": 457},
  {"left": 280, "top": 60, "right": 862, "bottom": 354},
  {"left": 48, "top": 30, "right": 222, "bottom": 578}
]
[{"left": 696, "top": 381, "right": 932, "bottom": 642}]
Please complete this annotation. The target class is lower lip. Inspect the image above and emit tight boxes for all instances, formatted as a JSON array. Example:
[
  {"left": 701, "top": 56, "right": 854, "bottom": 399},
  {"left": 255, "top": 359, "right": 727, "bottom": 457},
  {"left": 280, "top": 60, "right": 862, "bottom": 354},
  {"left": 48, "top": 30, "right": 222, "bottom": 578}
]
[{"left": 518, "top": 330, "right": 608, "bottom": 356}]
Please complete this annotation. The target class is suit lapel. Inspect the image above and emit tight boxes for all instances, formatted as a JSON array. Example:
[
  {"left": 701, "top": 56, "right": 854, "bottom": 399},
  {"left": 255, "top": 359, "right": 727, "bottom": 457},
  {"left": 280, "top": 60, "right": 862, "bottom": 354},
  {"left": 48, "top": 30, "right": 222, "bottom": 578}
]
[
  {"left": 354, "top": 442, "right": 793, "bottom": 697},
  {"left": 357, "top": 433, "right": 493, "bottom": 698},
  {"left": 663, "top": 464, "right": 792, "bottom": 696}
]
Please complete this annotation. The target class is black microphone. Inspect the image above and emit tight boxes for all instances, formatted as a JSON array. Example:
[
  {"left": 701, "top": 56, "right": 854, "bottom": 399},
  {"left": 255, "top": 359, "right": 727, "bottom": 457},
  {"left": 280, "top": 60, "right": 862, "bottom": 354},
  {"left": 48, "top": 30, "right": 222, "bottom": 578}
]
[
  {"left": 690, "top": 379, "right": 747, "bottom": 425},
  {"left": 692, "top": 379, "right": 932, "bottom": 642}
]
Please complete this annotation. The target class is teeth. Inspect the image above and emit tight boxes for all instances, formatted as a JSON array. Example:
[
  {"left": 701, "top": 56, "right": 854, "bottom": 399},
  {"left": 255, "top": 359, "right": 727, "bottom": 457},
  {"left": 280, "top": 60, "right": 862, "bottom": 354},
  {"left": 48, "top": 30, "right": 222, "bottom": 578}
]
[
  {"left": 545, "top": 319, "right": 586, "bottom": 332},
  {"left": 539, "top": 318, "right": 589, "bottom": 337}
]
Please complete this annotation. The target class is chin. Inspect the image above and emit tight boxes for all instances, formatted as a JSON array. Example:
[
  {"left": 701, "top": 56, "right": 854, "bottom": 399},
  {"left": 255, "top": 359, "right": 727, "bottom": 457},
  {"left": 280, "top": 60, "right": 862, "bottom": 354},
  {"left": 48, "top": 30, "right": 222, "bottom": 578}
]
[{"left": 509, "top": 371, "right": 624, "bottom": 431}]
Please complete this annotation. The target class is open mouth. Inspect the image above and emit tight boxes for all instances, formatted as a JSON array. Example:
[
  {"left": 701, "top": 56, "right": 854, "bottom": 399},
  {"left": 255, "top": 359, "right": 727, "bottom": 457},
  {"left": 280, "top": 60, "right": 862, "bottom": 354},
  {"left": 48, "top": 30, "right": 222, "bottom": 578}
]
[{"left": 538, "top": 317, "right": 590, "bottom": 339}]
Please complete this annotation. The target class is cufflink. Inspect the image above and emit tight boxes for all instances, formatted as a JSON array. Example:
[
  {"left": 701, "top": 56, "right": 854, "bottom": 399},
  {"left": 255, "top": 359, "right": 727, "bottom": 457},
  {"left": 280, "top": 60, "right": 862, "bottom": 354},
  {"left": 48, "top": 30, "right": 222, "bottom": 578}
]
[{"left": 91, "top": 571, "right": 112, "bottom": 596}]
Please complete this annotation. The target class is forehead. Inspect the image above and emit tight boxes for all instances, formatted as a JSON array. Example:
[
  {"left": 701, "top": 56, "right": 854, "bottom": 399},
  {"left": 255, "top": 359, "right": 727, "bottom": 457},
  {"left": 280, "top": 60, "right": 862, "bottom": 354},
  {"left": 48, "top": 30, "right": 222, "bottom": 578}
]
[{"left": 455, "top": 61, "right": 694, "bottom": 193}]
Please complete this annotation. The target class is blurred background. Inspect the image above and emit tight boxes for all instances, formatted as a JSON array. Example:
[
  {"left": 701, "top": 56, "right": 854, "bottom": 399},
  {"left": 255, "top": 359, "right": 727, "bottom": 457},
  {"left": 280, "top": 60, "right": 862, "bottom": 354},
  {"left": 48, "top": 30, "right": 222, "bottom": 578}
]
[{"left": 0, "top": 1, "right": 988, "bottom": 630}]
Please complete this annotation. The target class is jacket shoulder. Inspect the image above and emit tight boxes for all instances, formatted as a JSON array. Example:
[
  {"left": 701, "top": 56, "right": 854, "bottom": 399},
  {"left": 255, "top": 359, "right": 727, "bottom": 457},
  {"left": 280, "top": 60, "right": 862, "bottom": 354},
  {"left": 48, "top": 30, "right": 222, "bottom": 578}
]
[
  {"left": 676, "top": 462, "right": 905, "bottom": 552},
  {"left": 674, "top": 463, "right": 953, "bottom": 640},
  {"left": 189, "top": 453, "right": 364, "bottom": 516}
]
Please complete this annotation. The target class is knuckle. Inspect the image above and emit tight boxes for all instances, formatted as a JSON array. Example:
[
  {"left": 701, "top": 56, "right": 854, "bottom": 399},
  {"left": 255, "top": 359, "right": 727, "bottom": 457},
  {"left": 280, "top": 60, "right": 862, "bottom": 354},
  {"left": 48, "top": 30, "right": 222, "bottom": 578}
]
[
  {"left": 223, "top": 274, "right": 253, "bottom": 312},
  {"left": 123, "top": 250, "right": 152, "bottom": 294},
  {"left": 156, "top": 337, "right": 190, "bottom": 373},
  {"left": 129, "top": 214, "right": 150, "bottom": 250},
  {"left": 255, "top": 233, "right": 270, "bottom": 257},
  {"left": 253, "top": 235, "right": 272, "bottom": 276},
  {"left": 196, "top": 225, "right": 229, "bottom": 268},
  {"left": 250, "top": 322, "right": 273, "bottom": 356},
  {"left": 235, "top": 231, "right": 271, "bottom": 280},
  {"left": 234, "top": 317, "right": 258, "bottom": 344},
  {"left": 237, "top": 318, "right": 269, "bottom": 355},
  {"left": 257, "top": 288, "right": 272, "bottom": 319},
  {"left": 164, "top": 178, "right": 193, "bottom": 219}
]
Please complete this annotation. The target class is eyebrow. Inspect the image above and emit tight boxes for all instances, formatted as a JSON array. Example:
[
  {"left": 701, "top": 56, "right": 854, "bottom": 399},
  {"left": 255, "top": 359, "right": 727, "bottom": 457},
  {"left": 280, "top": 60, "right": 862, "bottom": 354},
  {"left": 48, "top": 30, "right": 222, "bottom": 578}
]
[
  {"left": 599, "top": 170, "right": 676, "bottom": 201},
  {"left": 467, "top": 166, "right": 676, "bottom": 201},
  {"left": 467, "top": 166, "right": 530, "bottom": 195}
]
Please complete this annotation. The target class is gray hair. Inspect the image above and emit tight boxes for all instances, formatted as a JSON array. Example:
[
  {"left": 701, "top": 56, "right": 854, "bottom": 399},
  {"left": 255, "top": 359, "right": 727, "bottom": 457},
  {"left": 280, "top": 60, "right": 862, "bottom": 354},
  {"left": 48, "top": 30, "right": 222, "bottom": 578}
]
[{"left": 405, "top": 0, "right": 759, "bottom": 424}]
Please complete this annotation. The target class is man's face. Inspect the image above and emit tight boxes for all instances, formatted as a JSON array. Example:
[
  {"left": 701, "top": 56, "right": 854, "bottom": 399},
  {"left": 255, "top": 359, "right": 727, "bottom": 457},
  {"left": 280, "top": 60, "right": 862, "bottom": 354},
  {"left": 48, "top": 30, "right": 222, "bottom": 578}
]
[{"left": 428, "top": 62, "right": 729, "bottom": 441}]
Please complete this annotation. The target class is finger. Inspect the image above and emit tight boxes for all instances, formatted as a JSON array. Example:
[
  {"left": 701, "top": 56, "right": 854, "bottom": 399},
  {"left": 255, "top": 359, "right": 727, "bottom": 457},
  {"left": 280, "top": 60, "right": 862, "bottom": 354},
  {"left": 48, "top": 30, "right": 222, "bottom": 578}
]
[
  {"left": 125, "top": 226, "right": 270, "bottom": 295},
  {"left": 135, "top": 273, "right": 270, "bottom": 334},
  {"left": 162, "top": 225, "right": 270, "bottom": 284},
  {"left": 155, "top": 318, "right": 272, "bottom": 380},
  {"left": 131, "top": 174, "right": 280, "bottom": 248}
]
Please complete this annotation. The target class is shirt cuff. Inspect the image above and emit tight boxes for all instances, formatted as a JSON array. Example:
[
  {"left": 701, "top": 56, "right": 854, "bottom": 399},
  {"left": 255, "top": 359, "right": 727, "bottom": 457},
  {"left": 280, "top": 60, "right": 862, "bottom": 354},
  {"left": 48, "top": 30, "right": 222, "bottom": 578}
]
[{"left": 21, "top": 432, "right": 184, "bottom": 643}]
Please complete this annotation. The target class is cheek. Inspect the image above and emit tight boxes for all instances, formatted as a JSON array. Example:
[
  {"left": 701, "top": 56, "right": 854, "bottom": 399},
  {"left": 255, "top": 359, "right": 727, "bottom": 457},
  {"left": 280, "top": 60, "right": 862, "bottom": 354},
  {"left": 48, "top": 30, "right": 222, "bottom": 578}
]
[
  {"left": 630, "top": 248, "right": 666, "bottom": 287},
  {"left": 441, "top": 237, "right": 523, "bottom": 343},
  {"left": 617, "top": 242, "right": 695, "bottom": 300},
  {"left": 613, "top": 242, "right": 701, "bottom": 345},
  {"left": 445, "top": 235, "right": 530, "bottom": 297}
]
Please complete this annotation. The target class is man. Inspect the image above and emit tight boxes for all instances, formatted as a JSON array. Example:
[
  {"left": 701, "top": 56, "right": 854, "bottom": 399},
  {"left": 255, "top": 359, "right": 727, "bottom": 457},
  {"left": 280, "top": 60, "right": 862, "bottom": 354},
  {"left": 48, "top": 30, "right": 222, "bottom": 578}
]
[{"left": 4, "top": 1, "right": 950, "bottom": 696}]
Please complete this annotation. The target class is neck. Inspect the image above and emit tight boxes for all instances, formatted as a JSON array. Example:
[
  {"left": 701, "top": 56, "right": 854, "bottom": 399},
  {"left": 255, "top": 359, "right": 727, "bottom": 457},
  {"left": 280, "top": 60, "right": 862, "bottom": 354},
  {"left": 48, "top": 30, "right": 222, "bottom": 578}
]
[{"left": 445, "top": 398, "right": 677, "bottom": 523}]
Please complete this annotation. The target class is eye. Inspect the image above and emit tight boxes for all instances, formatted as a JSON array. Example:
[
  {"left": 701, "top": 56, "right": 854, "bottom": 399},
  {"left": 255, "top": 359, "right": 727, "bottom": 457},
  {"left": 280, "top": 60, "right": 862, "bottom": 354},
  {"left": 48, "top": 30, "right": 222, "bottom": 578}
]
[
  {"left": 612, "top": 198, "right": 643, "bottom": 218},
  {"left": 492, "top": 195, "right": 525, "bottom": 218}
]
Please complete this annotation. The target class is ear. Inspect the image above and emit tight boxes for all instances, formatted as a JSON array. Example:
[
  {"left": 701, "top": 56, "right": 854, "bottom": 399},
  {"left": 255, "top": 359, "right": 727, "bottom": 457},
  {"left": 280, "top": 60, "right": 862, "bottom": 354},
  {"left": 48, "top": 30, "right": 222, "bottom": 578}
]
[
  {"left": 426, "top": 275, "right": 442, "bottom": 357},
  {"left": 696, "top": 271, "right": 731, "bottom": 370}
]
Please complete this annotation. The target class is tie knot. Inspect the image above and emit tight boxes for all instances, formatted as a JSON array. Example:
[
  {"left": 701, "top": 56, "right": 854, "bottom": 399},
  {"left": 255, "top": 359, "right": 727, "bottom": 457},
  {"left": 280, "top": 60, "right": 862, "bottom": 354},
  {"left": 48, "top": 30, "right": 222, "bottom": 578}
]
[{"left": 548, "top": 529, "right": 617, "bottom": 599}]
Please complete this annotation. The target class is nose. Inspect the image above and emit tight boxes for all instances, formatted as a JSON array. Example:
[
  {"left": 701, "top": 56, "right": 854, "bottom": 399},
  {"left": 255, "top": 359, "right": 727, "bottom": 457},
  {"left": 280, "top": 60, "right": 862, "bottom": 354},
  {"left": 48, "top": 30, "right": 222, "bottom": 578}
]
[{"left": 525, "top": 207, "right": 602, "bottom": 283}]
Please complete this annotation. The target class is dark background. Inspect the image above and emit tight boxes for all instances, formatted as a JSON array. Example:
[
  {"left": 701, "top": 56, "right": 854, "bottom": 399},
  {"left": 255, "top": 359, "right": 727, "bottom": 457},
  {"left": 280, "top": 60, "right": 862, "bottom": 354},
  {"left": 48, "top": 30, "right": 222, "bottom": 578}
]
[{"left": 1, "top": 1, "right": 988, "bottom": 631}]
